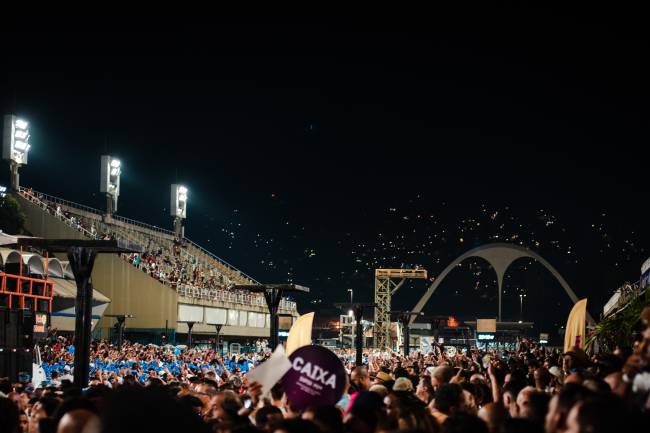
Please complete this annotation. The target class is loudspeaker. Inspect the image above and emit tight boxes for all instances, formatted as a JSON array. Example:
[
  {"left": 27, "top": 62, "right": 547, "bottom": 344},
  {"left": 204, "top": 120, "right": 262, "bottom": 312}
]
[
  {"left": 2, "top": 309, "right": 20, "bottom": 347},
  {"left": 0, "top": 308, "right": 35, "bottom": 349},
  {"left": 21, "top": 310, "right": 34, "bottom": 348},
  {"left": 0, "top": 347, "right": 33, "bottom": 383}
]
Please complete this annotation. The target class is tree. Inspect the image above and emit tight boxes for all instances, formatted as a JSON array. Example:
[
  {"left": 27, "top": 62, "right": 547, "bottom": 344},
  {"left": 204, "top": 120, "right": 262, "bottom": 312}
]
[{"left": 0, "top": 193, "right": 27, "bottom": 235}]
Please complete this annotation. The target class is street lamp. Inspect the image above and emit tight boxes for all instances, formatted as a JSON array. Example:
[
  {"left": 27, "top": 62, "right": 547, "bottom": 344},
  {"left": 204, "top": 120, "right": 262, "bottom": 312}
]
[
  {"left": 100, "top": 155, "right": 121, "bottom": 216},
  {"left": 3, "top": 115, "right": 32, "bottom": 190},
  {"left": 519, "top": 293, "right": 527, "bottom": 322},
  {"left": 170, "top": 184, "right": 188, "bottom": 238},
  {"left": 347, "top": 288, "right": 353, "bottom": 304}
]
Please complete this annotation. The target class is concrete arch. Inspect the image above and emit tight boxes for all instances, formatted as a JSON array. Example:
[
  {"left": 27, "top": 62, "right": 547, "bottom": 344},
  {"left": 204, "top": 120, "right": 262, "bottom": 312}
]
[
  {"left": 409, "top": 243, "right": 594, "bottom": 325},
  {"left": 0, "top": 249, "right": 22, "bottom": 269},
  {"left": 46, "top": 258, "right": 65, "bottom": 278},
  {"left": 60, "top": 261, "right": 75, "bottom": 279},
  {"left": 25, "top": 254, "right": 45, "bottom": 276}
]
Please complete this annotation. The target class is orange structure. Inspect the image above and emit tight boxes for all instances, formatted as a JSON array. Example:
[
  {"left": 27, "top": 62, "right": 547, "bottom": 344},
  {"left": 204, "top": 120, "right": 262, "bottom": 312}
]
[{"left": 0, "top": 271, "right": 54, "bottom": 313}]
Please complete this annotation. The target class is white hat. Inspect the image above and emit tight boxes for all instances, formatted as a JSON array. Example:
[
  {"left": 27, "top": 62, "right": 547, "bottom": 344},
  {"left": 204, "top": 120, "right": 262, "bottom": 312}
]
[{"left": 549, "top": 366, "right": 562, "bottom": 378}]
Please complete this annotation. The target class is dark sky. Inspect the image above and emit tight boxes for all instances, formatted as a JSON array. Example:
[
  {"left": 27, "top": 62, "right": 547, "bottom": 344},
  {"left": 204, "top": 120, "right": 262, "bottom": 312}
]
[{"left": 1, "top": 12, "right": 648, "bottom": 339}]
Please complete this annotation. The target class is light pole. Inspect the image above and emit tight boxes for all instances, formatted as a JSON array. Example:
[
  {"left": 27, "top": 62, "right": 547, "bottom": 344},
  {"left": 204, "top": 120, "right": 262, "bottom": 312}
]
[
  {"left": 100, "top": 156, "right": 121, "bottom": 217},
  {"left": 347, "top": 289, "right": 353, "bottom": 304},
  {"left": 335, "top": 302, "right": 376, "bottom": 366},
  {"left": 519, "top": 293, "right": 526, "bottom": 323},
  {"left": 171, "top": 184, "right": 188, "bottom": 238},
  {"left": 19, "top": 238, "right": 142, "bottom": 389},
  {"left": 231, "top": 283, "right": 310, "bottom": 349},
  {"left": 3, "top": 115, "right": 32, "bottom": 190}
]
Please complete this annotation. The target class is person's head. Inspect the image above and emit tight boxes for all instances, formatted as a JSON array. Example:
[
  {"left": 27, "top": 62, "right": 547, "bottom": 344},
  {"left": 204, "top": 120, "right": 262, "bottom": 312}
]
[
  {"left": 562, "top": 349, "right": 588, "bottom": 373},
  {"left": 416, "top": 376, "right": 435, "bottom": 404},
  {"left": 460, "top": 383, "right": 478, "bottom": 415},
  {"left": 533, "top": 367, "right": 551, "bottom": 390},
  {"left": 392, "top": 377, "right": 414, "bottom": 393},
  {"left": 434, "top": 384, "right": 464, "bottom": 415},
  {"left": 431, "top": 366, "right": 455, "bottom": 389},
  {"left": 472, "top": 381, "right": 493, "bottom": 407},
  {"left": 478, "top": 402, "right": 506, "bottom": 433},
  {"left": 604, "top": 372, "right": 626, "bottom": 398},
  {"left": 256, "top": 405, "right": 283, "bottom": 432},
  {"left": 502, "top": 378, "right": 526, "bottom": 418},
  {"left": 351, "top": 367, "right": 371, "bottom": 391},
  {"left": 100, "top": 387, "right": 209, "bottom": 433},
  {"left": 301, "top": 405, "right": 343, "bottom": 433},
  {"left": 178, "top": 395, "right": 203, "bottom": 416},
  {"left": 544, "top": 384, "right": 591, "bottom": 433},
  {"left": 371, "top": 371, "right": 392, "bottom": 386},
  {"left": 565, "top": 394, "right": 626, "bottom": 433},
  {"left": 270, "top": 383, "right": 284, "bottom": 405},
  {"left": 517, "top": 389, "right": 549, "bottom": 425},
  {"left": 368, "top": 384, "right": 388, "bottom": 398},
  {"left": 206, "top": 390, "right": 242, "bottom": 424},
  {"left": 56, "top": 409, "right": 99, "bottom": 433},
  {"left": 194, "top": 380, "right": 219, "bottom": 398},
  {"left": 442, "top": 412, "right": 488, "bottom": 433},
  {"left": 18, "top": 411, "right": 28, "bottom": 433},
  {"left": 384, "top": 391, "right": 436, "bottom": 433},
  {"left": 0, "top": 397, "right": 20, "bottom": 433}
]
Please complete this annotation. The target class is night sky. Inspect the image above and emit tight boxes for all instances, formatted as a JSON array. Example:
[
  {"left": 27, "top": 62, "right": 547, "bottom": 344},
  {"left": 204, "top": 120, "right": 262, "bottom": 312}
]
[{"left": 1, "top": 13, "right": 648, "bottom": 339}]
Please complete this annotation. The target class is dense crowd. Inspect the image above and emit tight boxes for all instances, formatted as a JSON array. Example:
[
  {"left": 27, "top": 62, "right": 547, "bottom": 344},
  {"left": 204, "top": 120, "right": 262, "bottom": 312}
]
[
  {"left": 2, "top": 307, "right": 650, "bottom": 433},
  {"left": 17, "top": 189, "right": 260, "bottom": 302}
]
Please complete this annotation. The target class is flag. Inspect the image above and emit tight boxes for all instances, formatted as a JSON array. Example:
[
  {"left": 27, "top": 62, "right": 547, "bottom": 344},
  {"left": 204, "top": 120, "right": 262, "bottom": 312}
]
[
  {"left": 286, "top": 312, "right": 314, "bottom": 356},
  {"left": 564, "top": 299, "right": 588, "bottom": 353}
]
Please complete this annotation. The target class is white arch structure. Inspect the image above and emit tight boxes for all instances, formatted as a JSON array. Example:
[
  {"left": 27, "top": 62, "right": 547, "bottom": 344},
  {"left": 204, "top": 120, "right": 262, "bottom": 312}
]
[{"left": 409, "top": 243, "right": 594, "bottom": 325}]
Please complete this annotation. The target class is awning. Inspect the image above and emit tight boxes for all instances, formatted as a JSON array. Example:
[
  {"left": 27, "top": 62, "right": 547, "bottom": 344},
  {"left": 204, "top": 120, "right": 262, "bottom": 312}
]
[
  {"left": 0, "top": 232, "right": 36, "bottom": 246},
  {"left": 50, "top": 277, "right": 111, "bottom": 303}
]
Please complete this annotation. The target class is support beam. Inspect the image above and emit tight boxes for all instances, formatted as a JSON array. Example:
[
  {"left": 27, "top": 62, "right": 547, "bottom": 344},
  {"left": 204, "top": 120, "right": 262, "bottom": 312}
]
[
  {"left": 335, "top": 302, "right": 375, "bottom": 366},
  {"left": 231, "top": 283, "right": 309, "bottom": 349},
  {"left": 18, "top": 238, "right": 141, "bottom": 389}
]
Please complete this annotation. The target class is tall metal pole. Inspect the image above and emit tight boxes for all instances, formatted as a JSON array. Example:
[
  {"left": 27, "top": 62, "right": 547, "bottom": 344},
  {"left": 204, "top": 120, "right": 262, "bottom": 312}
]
[
  {"left": 68, "top": 247, "right": 97, "bottom": 389},
  {"left": 403, "top": 319, "right": 410, "bottom": 357},
  {"left": 354, "top": 306, "right": 363, "bottom": 366},
  {"left": 117, "top": 316, "right": 126, "bottom": 349},
  {"left": 263, "top": 288, "right": 283, "bottom": 349},
  {"left": 214, "top": 324, "right": 223, "bottom": 352},
  {"left": 187, "top": 322, "right": 195, "bottom": 348}
]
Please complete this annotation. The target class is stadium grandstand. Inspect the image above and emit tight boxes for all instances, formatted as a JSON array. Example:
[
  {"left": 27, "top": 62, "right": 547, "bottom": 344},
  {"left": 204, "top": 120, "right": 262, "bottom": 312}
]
[{"left": 8, "top": 186, "right": 298, "bottom": 345}]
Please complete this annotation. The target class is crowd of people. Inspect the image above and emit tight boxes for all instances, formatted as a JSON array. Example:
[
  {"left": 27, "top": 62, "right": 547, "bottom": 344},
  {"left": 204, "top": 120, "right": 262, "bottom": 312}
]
[
  {"left": 2, "top": 307, "right": 650, "bottom": 433},
  {"left": 17, "top": 189, "right": 264, "bottom": 305}
]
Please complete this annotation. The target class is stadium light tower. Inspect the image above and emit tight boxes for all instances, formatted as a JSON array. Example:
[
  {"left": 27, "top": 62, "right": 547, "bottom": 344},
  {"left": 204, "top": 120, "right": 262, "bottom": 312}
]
[
  {"left": 2, "top": 115, "right": 32, "bottom": 190},
  {"left": 170, "top": 184, "right": 188, "bottom": 238},
  {"left": 100, "top": 155, "right": 121, "bottom": 216}
]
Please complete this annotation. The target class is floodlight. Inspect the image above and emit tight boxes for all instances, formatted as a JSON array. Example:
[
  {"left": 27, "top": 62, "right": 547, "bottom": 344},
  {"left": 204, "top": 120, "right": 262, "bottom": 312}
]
[
  {"left": 170, "top": 184, "right": 188, "bottom": 221},
  {"left": 3, "top": 114, "right": 32, "bottom": 189},
  {"left": 100, "top": 155, "right": 121, "bottom": 214},
  {"left": 14, "top": 141, "right": 29, "bottom": 151}
]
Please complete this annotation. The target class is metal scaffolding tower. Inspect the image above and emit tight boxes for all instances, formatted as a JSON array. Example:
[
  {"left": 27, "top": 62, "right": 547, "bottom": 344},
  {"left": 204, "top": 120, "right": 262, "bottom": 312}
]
[{"left": 374, "top": 268, "right": 427, "bottom": 349}]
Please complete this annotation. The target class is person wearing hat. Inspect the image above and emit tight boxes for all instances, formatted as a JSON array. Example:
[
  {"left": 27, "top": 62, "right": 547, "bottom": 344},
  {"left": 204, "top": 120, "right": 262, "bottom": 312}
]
[
  {"left": 562, "top": 348, "right": 589, "bottom": 375},
  {"left": 371, "top": 371, "right": 392, "bottom": 386},
  {"left": 392, "top": 377, "right": 414, "bottom": 393}
]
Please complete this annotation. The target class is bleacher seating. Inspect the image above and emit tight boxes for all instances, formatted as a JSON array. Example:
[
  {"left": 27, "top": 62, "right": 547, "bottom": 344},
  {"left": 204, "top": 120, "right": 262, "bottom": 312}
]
[{"left": 17, "top": 187, "right": 296, "bottom": 311}]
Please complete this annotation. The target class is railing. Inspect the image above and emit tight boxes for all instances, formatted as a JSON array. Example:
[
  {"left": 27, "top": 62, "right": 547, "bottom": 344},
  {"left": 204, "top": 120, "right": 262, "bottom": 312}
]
[
  {"left": 16, "top": 187, "right": 295, "bottom": 311},
  {"left": 18, "top": 187, "right": 259, "bottom": 285},
  {"left": 175, "top": 285, "right": 295, "bottom": 310}
]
